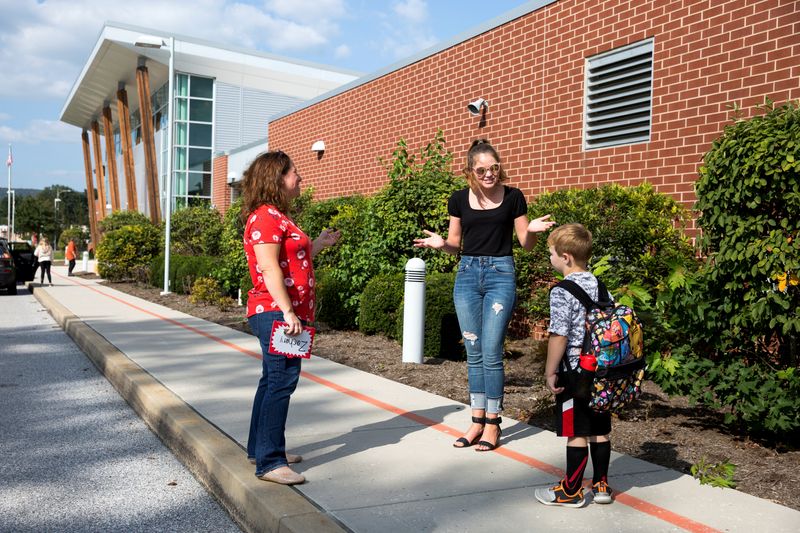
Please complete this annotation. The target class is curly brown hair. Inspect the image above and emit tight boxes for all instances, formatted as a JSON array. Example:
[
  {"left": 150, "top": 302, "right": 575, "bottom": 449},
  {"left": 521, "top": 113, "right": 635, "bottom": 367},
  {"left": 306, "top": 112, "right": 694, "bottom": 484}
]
[
  {"left": 240, "top": 151, "right": 293, "bottom": 224},
  {"left": 462, "top": 138, "right": 509, "bottom": 193}
]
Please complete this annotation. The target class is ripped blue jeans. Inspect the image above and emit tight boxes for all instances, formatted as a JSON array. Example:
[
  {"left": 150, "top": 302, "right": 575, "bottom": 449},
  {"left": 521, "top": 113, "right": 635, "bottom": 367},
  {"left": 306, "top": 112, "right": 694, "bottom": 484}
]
[{"left": 453, "top": 255, "right": 516, "bottom": 415}]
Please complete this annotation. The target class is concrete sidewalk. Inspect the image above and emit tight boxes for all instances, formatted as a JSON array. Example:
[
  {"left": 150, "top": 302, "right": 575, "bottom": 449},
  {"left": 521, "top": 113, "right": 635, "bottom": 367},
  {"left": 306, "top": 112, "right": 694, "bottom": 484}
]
[{"left": 30, "top": 266, "right": 800, "bottom": 532}]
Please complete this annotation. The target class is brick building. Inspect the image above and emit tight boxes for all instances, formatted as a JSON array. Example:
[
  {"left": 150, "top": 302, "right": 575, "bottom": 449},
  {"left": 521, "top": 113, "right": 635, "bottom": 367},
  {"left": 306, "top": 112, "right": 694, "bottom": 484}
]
[{"left": 264, "top": 0, "right": 799, "bottom": 223}]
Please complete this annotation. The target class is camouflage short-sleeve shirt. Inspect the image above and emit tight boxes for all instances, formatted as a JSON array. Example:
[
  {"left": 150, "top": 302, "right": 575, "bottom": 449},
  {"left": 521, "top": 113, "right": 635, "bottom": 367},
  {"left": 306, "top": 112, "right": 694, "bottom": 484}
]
[{"left": 548, "top": 271, "right": 603, "bottom": 371}]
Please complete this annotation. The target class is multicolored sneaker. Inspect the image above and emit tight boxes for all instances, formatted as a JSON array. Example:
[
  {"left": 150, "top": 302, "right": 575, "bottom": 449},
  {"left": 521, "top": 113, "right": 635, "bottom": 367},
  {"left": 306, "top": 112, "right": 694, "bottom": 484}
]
[
  {"left": 592, "top": 480, "right": 613, "bottom": 504},
  {"left": 535, "top": 481, "right": 586, "bottom": 508}
]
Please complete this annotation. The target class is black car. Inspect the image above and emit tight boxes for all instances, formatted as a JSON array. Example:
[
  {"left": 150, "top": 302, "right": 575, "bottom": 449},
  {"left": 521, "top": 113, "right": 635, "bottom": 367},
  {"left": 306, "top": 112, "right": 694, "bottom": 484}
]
[
  {"left": 0, "top": 238, "right": 18, "bottom": 294},
  {"left": 8, "top": 241, "right": 36, "bottom": 282}
]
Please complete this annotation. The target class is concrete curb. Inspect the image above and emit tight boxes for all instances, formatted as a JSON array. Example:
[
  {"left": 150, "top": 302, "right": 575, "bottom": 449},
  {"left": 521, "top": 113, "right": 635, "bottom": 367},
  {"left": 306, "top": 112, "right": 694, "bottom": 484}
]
[{"left": 29, "top": 283, "right": 346, "bottom": 533}]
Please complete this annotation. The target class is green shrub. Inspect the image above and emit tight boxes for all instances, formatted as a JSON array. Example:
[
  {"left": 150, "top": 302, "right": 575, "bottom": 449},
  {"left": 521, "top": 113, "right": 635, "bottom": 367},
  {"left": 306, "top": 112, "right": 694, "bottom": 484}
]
[
  {"left": 240, "top": 269, "right": 253, "bottom": 308},
  {"left": 58, "top": 226, "right": 88, "bottom": 250},
  {"left": 96, "top": 224, "right": 161, "bottom": 281},
  {"left": 358, "top": 273, "right": 405, "bottom": 337},
  {"left": 396, "top": 271, "right": 462, "bottom": 359},
  {"left": 169, "top": 205, "right": 223, "bottom": 256},
  {"left": 648, "top": 101, "right": 800, "bottom": 440},
  {"left": 150, "top": 254, "right": 215, "bottom": 294},
  {"left": 315, "top": 268, "right": 357, "bottom": 329},
  {"left": 212, "top": 198, "right": 248, "bottom": 296},
  {"left": 297, "top": 130, "right": 463, "bottom": 318},
  {"left": 189, "top": 276, "right": 232, "bottom": 310},
  {"left": 99, "top": 210, "right": 153, "bottom": 233}
]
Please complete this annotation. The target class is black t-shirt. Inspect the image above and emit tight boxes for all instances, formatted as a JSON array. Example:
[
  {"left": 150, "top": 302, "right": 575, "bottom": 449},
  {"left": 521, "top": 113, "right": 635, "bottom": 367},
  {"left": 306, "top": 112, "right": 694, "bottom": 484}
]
[{"left": 448, "top": 186, "right": 528, "bottom": 257}]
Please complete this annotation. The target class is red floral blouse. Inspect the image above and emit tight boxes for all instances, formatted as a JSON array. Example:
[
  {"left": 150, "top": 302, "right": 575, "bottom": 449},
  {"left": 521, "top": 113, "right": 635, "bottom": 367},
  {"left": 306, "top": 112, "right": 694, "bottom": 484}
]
[{"left": 243, "top": 204, "right": 315, "bottom": 321}]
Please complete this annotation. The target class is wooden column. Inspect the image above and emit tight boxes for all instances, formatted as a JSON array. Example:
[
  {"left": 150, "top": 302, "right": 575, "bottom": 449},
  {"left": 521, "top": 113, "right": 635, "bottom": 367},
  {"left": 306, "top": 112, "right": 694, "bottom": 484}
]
[
  {"left": 102, "top": 106, "right": 121, "bottom": 212},
  {"left": 81, "top": 131, "right": 99, "bottom": 250},
  {"left": 90, "top": 120, "right": 107, "bottom": 221},
  {"left": 136, "top": 64, "right": 161, "bottom": 224},
  {"left": 116, "top": 86, "right": 137, "bottom": 211}
]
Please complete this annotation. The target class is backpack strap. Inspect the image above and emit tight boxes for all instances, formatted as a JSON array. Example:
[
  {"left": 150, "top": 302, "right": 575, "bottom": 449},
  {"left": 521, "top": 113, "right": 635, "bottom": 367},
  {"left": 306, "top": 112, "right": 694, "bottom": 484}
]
[
  {"left": 555, "top": 279, "right": 595, "bottom": 310},
  {"left": 555, "top": 278, "right": 611, "bottom": 309}
]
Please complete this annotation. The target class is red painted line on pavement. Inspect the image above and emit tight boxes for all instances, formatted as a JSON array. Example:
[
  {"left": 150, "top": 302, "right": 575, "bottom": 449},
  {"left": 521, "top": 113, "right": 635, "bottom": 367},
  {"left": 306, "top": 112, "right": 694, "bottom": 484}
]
[{"left": 58, "top": 273, "right": 721, "bottom": 533}]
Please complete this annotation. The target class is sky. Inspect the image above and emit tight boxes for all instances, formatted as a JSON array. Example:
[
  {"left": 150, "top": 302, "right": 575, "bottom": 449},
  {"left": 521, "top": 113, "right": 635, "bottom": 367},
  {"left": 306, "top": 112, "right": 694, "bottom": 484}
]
[{"left": 0, "top": 0, "right": 532, "bottom": 194}]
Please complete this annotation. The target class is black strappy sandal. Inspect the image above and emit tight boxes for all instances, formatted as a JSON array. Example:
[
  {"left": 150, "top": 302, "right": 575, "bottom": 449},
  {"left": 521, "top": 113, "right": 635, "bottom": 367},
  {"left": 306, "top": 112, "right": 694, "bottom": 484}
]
[
  {"left": 475, "top": 416, "right": 502, "bottom": 452},
  {"left": 452, "top": 416, "right": 485, "bottom": 448}
]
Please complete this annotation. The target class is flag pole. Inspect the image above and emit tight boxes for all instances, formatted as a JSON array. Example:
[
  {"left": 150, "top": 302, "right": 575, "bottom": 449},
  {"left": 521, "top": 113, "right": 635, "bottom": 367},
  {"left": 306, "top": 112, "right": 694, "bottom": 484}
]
[{"left": 6, "top": 144, "right": 11, "bottom": 239}]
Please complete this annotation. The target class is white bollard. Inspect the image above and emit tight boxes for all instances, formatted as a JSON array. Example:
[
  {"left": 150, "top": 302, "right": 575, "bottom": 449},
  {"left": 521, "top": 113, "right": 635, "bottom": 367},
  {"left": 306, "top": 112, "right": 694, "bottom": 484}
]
[
  {"left": 82, "top": 251, "right": 89, "bottom": 272},
  {"left": 64, "top": 247, "right": 68, "bottom": 266},
  {"left": 402, "top": 257, "right": 426, "bottom": 363}
]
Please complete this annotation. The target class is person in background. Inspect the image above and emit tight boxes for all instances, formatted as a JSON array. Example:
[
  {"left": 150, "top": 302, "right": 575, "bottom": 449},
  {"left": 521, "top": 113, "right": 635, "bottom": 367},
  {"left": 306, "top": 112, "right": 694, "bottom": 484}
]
[
  {"left": 65, "top": 238, "right": 77, "bottom": 276},
  {"left": 34, "top": 237, "right": 53, "bottom": 286},
  {"left": 414, "top": 139, "right": 555, "bottom": 451},
  {"left": 241, "top": 150, "right": 340, "bottom": 485}
]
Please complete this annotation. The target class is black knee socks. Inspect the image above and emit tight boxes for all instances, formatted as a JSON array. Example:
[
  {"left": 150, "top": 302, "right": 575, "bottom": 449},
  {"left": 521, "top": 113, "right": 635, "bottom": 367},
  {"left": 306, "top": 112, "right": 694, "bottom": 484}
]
[
  {"left": 590, "top": 440, "right": 611, "bottom": 484},
  {"left": 563, "top": 446, "right": 589, "bottom": 494}
]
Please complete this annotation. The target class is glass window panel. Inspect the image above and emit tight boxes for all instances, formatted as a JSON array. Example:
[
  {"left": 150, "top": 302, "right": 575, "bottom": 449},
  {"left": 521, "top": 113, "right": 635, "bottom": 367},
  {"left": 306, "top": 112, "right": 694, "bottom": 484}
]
[
  {"left": 189, "top": 99, "right": 213, "bottom": 122},
  {"left": 175, "top": 122, "right": 188, "bottom": 145},
  {"left": 173, "top": 172, "right": 187, "bottom": 196},
  {"left": 188, "top": 196, "right": 210, "bottom": 207},
  {"left": 187, "top": 172, "right": 205, "bottom": 195},
  {"left": 189, "top": 123, "right": 212, "bottom": 147},
  {"left": 177, "top": 74, "right": 189, "bottom": 97},
  {"left": 203, "top": 174, "right": 212, "bottom": 196},
  {"left": 188, "top": 148, "right": 211, "bottom": 172},
  {"left": 174, "top": 196, "right": 187, "bottom": 209},
  {"left": 174, "top": 147, "right": 187, "bottom": 171},
  {"left": 190, "top": 76, "right": 213, "bottom": 98},
  {"left": 176, "top": 98, "right": 188, "bottom": 121}
]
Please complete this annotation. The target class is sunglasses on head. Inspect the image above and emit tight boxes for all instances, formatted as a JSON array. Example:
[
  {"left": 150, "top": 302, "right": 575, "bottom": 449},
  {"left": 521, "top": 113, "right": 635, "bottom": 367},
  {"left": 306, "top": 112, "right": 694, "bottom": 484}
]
[{"left": 472, "top": 164, "right": 501, "bottom": 176}]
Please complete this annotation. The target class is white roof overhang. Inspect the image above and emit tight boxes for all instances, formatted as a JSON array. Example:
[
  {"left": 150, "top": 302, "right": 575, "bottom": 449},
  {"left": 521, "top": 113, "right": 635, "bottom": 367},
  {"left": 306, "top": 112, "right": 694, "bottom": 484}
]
[{"left": 60, "top": 22, "right": 361, "bottom": 133}]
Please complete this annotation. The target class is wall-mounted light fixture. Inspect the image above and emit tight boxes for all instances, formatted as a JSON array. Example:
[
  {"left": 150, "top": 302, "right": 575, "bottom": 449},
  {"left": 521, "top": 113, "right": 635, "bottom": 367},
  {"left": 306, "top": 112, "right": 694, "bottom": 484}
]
[
  {"left": 227, "top": 171, "right": 239, "bottom": 186},
  {"left": 467, "top": 98, "right": 488, "bottom": 116},
  {"left": 311, "top": 140, "right": 326, "bottom": 152}
]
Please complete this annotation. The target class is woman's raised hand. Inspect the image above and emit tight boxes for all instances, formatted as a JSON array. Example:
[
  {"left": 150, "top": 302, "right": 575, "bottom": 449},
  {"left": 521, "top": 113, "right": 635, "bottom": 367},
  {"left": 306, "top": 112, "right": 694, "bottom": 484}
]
[
  {"left": 317, "top": 228, "right": 341, "bottom": 248},
  {"left": 413, "top": 230, "right": 445, "bottom": 249},
  {"left": 527, "top": 214, "right": 556, "bottom": 234}
]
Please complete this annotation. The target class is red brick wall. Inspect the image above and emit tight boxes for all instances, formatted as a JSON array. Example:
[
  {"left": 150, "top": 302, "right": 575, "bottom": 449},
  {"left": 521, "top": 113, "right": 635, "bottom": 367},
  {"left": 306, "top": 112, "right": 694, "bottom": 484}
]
[
  {"left": 269, "top": 0, "right": 800, "bottom": 222},
  {"left": 212, "top": 154, "right": 230, "bottom": 214}
]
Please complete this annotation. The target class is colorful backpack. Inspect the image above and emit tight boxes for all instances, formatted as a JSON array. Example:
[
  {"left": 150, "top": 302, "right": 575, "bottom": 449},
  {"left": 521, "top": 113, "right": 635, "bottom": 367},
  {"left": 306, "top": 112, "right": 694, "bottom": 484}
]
[{"left": 556, "top": 279, "right": 646, "bottom": 412}]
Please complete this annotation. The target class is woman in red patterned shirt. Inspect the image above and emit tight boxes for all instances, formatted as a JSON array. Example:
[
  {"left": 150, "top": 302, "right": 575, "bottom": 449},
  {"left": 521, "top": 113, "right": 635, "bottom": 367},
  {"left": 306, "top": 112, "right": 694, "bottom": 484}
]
[{"left": 241, "top": 151, "right": 340, "bottom": 485}]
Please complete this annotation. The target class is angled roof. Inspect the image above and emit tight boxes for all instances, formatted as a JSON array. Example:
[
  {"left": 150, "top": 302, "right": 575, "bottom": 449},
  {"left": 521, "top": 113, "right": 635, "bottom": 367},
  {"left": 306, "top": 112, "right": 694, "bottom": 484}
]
[{"left": 60, "top": 21, "right": 362, "bottom": 131}]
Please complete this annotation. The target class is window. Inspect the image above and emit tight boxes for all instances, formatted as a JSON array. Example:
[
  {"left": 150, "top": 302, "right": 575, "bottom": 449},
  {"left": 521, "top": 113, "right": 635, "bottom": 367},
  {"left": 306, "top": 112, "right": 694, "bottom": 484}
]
[
  {"left": 583, "top": 39, "right": 654, "bottom": 150},
  {"left": 172, "top": 73, "right": 214, "bottom": 207}
]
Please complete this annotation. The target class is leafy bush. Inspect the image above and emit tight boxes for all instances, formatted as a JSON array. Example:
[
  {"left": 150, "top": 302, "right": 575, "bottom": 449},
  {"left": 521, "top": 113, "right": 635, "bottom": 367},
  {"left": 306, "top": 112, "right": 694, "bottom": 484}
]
[
  {"left": 240, "top": 269, "right": 253, "bottom": 308},
  {"left": 315, "top": 268, "right": 357, "bottom": 329},
  {"left": 358, "top": 273, "right": 405, "bottom": 337},
  {"left": 212, "top": 198, "right": 248, "bottom": 296},
  {"left": 96, "top": 224, "right": 161, "bottom": 281},
  {"left": 190, "top": 276, "right": 233, "bottom": 310},
  {"left": 517, "top": 183, "right": 695, "bottom": 322},
  {"left": 396, "top": 271, "right": 463, "bottom": 359},
  {"left": 150, "top": 253, "right": 215, "bottom": 294},
  {"left": 648, "top": 101, "right": 800, "bottom": 440},
  {"left": 99, "top": 210, "right": 153, "bottom": 233},
  {"left": 297, "top": 130, "right": 463, "bottom": 319},
  {"left": 58, "top": 226, "right": 88, "bottom": 250},
  {"left": 169, "top": 205, "right": 223, "bottom": 256}
]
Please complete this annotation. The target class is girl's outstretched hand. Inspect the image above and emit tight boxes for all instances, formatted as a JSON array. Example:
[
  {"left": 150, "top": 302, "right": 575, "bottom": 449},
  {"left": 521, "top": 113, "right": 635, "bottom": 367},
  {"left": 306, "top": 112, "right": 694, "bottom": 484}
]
[
  {"left": 317, "top": 228, "right": 341, "bottom": 249},
  {"left": 528, "top": 214, "right": 556, "bottom": 233},
  {"left": 413, "top": 230, "right": 445, "bottom": 249}
]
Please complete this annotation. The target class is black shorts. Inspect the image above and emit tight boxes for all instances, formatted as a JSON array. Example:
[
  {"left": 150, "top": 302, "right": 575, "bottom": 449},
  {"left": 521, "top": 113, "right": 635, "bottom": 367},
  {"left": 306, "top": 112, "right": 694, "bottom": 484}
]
[{"left": 554, "top": 371, "right": 611, "bottom": 437}]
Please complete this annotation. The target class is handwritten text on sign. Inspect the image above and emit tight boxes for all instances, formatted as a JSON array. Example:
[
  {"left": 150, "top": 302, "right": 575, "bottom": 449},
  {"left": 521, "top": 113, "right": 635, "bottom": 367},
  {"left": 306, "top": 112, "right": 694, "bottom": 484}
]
[{"left": 269, "top": 321, "right": 315, "bottom": 358}]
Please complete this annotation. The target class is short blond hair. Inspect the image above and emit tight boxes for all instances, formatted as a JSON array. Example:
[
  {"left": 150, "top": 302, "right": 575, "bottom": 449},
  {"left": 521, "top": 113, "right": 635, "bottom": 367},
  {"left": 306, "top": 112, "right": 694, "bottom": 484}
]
[{"left": 547, "top": 223, "right": 592, "bottom": 266}]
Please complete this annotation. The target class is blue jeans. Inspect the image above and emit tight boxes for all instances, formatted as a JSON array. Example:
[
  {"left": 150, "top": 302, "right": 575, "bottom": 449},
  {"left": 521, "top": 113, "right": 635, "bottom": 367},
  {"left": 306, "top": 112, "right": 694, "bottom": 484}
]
[
  {"left": 453, "top": 256, "right": 517, "bottom": 414},
  {"left": 247, "top": 311, "right": 302, "bottom": 475}
]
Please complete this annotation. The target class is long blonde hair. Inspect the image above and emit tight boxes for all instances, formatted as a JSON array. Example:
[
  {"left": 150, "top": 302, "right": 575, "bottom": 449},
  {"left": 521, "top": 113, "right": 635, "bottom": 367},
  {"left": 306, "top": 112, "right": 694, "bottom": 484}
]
[
  {"left": 240, "top": 151, "right": 293, "bottom": 224},
  {"left": 462, "top": 139, "right": 509, "bottom": 193}
]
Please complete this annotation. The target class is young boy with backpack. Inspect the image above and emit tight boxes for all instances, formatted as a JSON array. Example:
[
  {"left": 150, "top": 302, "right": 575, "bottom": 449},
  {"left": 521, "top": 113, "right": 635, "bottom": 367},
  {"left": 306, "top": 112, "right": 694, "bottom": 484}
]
[{"left": 535, "top": 223, "right": 613, "bottom": 508}]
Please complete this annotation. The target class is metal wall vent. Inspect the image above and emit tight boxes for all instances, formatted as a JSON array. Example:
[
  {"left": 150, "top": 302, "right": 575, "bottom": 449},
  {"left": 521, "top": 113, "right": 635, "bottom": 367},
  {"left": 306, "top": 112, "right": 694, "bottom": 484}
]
[{"left": 584, "top": 39, "right": 654, "bottom": 150}]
